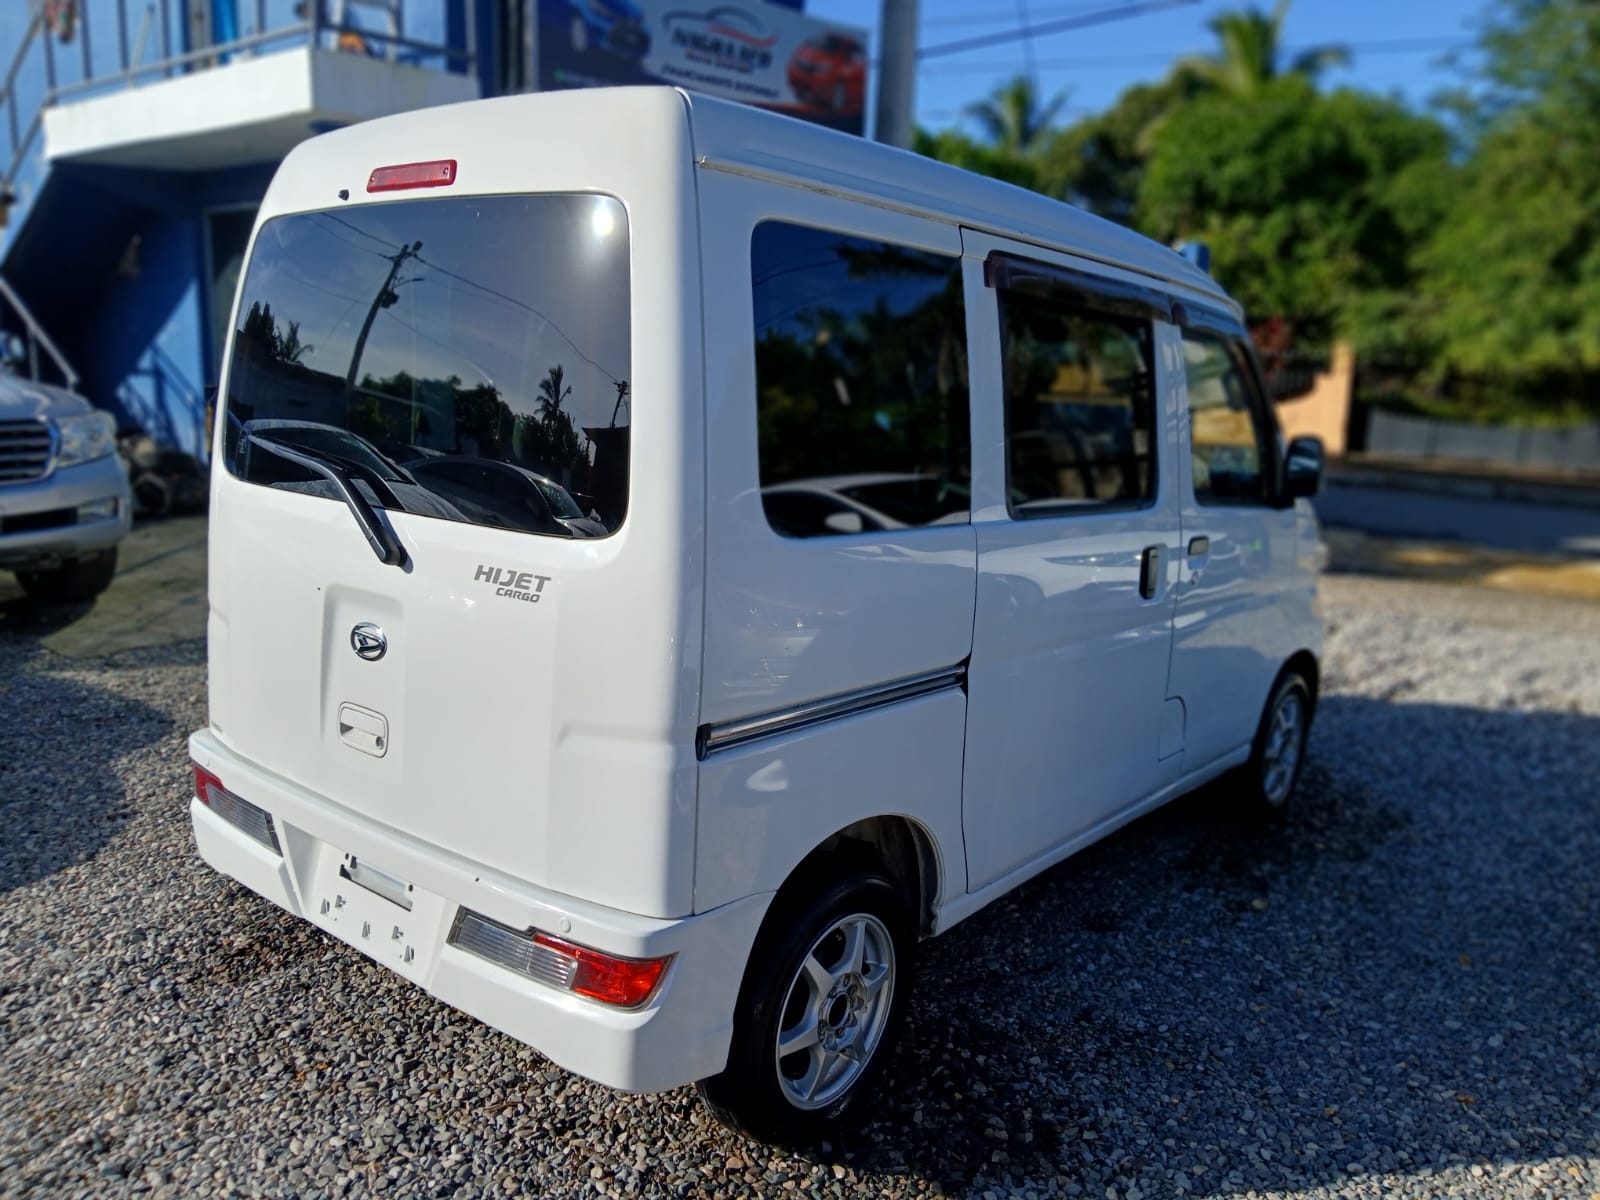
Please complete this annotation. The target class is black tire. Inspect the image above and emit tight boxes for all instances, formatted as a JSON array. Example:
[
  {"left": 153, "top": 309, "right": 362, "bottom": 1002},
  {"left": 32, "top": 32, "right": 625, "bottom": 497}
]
[
  {"left": 16, "top": 548, "right": 118, "bottom": 605},
  {"left": 697, "top": 868, "right": 913, "bottom": 1145},
  {"left": 1242, "top": 670, "right": 1313, "bottom": 819}
]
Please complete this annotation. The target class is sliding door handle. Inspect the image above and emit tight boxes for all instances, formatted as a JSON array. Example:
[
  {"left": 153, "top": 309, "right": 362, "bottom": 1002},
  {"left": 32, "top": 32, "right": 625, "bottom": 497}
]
[{"left": 1139, "top": 544, "right": 1163, "bottom": 600}]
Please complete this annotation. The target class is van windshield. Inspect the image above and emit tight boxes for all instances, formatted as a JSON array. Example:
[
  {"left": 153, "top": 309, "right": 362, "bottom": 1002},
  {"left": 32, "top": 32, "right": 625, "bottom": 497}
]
[{"left": 221, "top": 194, "right": 631, "bottom": 538}]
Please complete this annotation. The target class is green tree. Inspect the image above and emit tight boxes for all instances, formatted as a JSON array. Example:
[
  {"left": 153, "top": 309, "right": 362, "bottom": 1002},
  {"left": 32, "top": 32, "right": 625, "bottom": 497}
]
[
  {"left": 536, "top": 364, "right": 573, "bottom": 429},
  {"left": 1138, "top": 77, "right": 1452, "bottom": 340},
  {"left": 1036, "top": 72, "right": 1209, "bottom": 222},
  {"left": 913, "top": 74, "right": 1069, "bottom": 194},
  {"left": 1411, "top": 0, "right": 1600, "bottom": 416},
  {"left": 1181, "top": 0, "right": 1349, "bottom": 97},
  {"left": 963, "top": 75, "right": 1070, "bottom": 156}
]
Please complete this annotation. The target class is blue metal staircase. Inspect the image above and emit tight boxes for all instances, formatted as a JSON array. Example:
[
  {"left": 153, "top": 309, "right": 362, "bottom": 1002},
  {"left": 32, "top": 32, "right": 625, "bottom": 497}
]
[{"left": 0, "top": 0, "right": 479, "bottom": 449}]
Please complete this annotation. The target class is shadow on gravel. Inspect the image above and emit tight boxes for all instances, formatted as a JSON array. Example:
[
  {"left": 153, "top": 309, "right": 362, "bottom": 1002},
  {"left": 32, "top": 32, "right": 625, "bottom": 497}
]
[
  {"left": 0, "top": 592, "right": 101, "bottom": 638},
  {"left": 0, "top": 635, "right": 175, "bottom": 894},
  {"left": 793, "top": 695, "right": 1600, "bottom": 1197}
]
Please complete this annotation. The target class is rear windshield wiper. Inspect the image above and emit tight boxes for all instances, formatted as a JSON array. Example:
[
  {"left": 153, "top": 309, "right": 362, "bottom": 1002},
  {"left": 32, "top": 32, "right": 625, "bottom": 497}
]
[{"left": 244, "top": 432, "right": 409, "bottom": 568}]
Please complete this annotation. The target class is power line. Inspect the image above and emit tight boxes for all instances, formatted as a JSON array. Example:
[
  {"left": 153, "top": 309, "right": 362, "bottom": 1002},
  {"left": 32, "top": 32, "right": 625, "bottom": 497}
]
[
  {"left": 1016, "top": 0, "right": 1039, "bottom": 85},
  {"left": 409, "top": 252, "right": 624, "bottom": 387},
  {"left": 924, "top": 0, "right": 1153, "bottom": 29},
  {"left": 315, "top": 212, "right": 624, "bottom": 387},
  {"left": 916, "top": 0, "right": 1200, "bottom": 61},
  {"left": 919, "top": 36, "right": 1471, "bottom": 74}
]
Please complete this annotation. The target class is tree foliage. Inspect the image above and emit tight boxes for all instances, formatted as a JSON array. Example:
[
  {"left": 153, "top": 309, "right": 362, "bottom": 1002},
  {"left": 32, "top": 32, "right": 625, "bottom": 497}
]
[
  {"left": 963, "top": 76, "right": 1069, "bottom": 155},
  {"left": 1138, "top": 77, "right": 1452, "bottom": 342},
  {"left": 911, "top": 0, "right": 1600, "bottom": 421},
  {"left": 1181, "top": 0, "right": 1349, "bottom": 96},
  {"left": 1411, "top": 0, "right": 1600, "bottom": 409}
]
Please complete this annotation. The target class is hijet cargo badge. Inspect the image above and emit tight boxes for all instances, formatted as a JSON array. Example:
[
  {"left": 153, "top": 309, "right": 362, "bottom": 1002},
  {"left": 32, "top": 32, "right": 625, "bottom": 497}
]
[{"left": 474, "top": 565, "right": 552, "bottom": 605}]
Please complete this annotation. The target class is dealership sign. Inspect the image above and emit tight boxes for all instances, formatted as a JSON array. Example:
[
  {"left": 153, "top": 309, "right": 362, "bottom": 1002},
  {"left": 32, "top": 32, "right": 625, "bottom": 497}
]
[{"left": 538, "top": 1, "right": 870, "bottom": 135}]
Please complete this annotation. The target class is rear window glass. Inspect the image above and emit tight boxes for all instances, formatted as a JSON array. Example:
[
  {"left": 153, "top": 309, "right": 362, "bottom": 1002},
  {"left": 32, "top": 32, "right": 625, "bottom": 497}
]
[
  {"left": 752, "top": 221, "right": 969, "bottom": 540},
  {"left": 222, "top": 194, "right": 631, "bottom": 538}
]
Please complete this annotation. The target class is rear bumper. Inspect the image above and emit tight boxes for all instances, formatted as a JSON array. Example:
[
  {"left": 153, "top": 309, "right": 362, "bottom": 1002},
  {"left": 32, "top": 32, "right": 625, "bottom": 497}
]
[
  {"left": 0, "top": 454, "right": 131, "bottom": 568},
  {"left": 188, "top": 728, "right": 771, "bottom": 1093}
]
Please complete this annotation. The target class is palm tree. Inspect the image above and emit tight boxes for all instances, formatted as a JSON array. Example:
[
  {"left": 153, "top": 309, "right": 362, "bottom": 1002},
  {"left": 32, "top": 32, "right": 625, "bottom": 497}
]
[
  {"left": 964, "top": 75, "right": 1070, "bottom": 155},
  {"left": 1183, "top": 0, "right": 1349, "bottom": 97},
  {"left": 273, "top": 320, "right": 313, "bottom": 366},
  {"left": 536, "top": 364, "right": 572, "bottom": 430}
]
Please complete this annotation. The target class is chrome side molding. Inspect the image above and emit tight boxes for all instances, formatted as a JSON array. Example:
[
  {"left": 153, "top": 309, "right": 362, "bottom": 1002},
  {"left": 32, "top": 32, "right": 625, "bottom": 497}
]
[{"left": 697, "top": 664, "right": 967, "bottom": 760}]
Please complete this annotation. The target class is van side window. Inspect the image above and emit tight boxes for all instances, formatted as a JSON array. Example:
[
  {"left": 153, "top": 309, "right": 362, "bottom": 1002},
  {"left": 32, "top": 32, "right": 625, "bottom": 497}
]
[
  {"left": 1182, "top": 334, "right": 1273, "bottom": 505},
  {"left": 999, "top": 290, "right": 1157, "bottom": 516},
  {"left": 751, "top": 221, "right": 969, "bottom": 539}
]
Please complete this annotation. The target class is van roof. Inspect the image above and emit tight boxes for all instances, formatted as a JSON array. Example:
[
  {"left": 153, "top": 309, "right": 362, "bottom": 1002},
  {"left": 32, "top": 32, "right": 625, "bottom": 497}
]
[
  {"left": 268, "top": 86, "right": 1234, "bottom": 316},
  {"left": 677, "top": 89, "right": 1234, "bottom": 311}
]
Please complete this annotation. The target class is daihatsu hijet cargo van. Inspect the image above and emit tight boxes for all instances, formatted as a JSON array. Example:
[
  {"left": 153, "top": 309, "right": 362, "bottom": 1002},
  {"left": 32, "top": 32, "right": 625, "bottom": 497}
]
[{"left": 190, "top": 87, "right": 1324, "bottom": 1144}]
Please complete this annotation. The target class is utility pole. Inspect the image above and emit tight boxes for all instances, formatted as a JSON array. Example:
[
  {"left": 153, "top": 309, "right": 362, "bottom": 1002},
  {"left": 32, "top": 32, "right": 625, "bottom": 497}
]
[
  {"left": 874, "top": 0, "right": 918, "bottom": 149},
  {"left": 345, "top": 239, "right": 422, "bottom": 392}
]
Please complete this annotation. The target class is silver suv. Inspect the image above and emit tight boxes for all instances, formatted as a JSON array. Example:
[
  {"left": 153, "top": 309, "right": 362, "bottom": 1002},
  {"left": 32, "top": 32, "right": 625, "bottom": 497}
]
[{"left": 0, "top": 374, "right": 131, "bottom": 603}]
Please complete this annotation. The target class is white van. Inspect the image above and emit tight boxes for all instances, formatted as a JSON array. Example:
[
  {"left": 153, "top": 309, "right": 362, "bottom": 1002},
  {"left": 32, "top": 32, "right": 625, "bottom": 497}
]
[{"left": 189, "top": 87, "right": 1324, "bottom": 1144}]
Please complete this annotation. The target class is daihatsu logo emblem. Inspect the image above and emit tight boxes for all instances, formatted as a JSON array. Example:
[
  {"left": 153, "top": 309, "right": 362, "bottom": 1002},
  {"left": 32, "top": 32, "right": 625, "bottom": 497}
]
[{"left": 350, "top": 623, "right": 387, "bottom": 661}]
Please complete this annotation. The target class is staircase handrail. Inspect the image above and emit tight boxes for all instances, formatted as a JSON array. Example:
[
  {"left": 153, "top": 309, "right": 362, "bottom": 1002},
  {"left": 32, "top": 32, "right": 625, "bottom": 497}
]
[
  {"left": 0, "top": 270, "right": 81, "bottom": 390},
  {"left": 1, "top": 4, "right": 46, "bottom": 202},
  {"left": 1, "top": 1, "right": 475, "bottom": 202}
]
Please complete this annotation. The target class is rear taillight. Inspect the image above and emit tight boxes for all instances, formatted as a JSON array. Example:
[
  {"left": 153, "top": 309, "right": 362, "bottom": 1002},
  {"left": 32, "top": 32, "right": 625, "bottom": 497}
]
[
  {"left": 532, "top": 932, "right": 671, "bottom": 1009},
  {"left": 192, "top": 762, "right": 282, "bottom": 855},
  {"left": 366, "top": 158, "right": 457, "bottom": 193},
  {"left": 448, "top": 909, "right": 671, "bottom": 1009},
  {"left": 192, "top": 764, "right": 225, "bottom": 806}
]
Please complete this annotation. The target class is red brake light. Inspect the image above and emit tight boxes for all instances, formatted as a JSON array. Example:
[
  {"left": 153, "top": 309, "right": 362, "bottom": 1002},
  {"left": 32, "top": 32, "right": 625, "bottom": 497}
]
[
  {"left": 533, "top": 932, "right": 671, "bottom": 1009},
  {"left": 193, "top": 763, "right": 225, "bottom": 805},
  {"left": 366, "top": 159, "right": 457, "bottom": 193}
]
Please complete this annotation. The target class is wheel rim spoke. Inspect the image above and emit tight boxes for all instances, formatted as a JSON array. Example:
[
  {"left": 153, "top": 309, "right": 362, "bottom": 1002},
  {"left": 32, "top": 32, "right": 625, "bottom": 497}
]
[
  {"left": 838, "top": 918, "right": 866, "bottom": 977},
  {"left": 798, "top": 1045, "right": 830, "bottom": 1102},
  {"left": 801, "top": 950, "right": 834, "bottom": 994},
  {"left": 775, "top": 910, "right": 897, "bottom": 1112},
  {"left": 777, "top": 1009, "right": 820, "bottom": 1059}
]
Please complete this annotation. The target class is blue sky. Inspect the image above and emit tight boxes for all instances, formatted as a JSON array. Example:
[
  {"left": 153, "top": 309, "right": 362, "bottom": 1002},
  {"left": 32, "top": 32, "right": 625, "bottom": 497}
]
[{"left": 802, "top": 0, "right": 1485, "bottom": 131}]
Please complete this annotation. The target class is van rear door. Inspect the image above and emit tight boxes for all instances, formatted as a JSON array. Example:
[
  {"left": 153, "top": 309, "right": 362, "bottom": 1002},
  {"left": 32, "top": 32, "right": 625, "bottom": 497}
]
[{"left": 207, "top": 127, "right": 705, "bottom": 920}]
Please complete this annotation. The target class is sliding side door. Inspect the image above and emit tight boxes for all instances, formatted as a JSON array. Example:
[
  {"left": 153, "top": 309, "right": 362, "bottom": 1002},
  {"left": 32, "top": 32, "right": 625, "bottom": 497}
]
[{"left": 960, "top": 231, "right": 1186, "bottom": 893}]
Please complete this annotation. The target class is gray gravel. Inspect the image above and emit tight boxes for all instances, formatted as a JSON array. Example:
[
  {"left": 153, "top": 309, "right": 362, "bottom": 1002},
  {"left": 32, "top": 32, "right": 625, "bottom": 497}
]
[{"left": 2, "top": 574, "right": 1598, "bottom": 1200}]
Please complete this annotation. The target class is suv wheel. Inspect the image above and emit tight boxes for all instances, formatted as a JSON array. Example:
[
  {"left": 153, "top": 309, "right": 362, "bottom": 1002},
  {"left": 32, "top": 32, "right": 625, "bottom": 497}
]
[
  {"left": 16, "top": 548, "right": 118, "bottom": 605},
  {"left": 697, "top": 868, "right": 911, "bottom": 1144}
]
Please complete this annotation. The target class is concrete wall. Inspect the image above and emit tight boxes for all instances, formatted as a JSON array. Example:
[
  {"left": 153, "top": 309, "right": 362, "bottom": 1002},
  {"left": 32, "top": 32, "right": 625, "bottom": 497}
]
[{"left": 1275, "top": 342, "right": 1353, "bottom": 457}]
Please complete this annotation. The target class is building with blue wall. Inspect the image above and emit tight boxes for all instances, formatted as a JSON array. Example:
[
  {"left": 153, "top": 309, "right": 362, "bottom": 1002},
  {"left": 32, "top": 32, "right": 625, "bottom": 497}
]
[{"left": 0, "top": 0, "right": 821, "bottom": 458}]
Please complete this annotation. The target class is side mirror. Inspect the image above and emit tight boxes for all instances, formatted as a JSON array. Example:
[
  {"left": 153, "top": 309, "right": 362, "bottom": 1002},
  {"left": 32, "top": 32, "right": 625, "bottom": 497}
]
[
  {"left": 0, "top": 331, "right": 25, "bottom": 367},
  {"left": 1283, "top": 435, "right": 1324, "bottom": 500},
  {"left": 823, "top": 510, "right": 865, "bottom": 535}
]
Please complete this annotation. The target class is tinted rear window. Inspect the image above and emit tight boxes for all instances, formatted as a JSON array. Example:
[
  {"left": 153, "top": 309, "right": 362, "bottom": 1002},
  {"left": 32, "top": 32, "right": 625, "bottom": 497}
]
[
  {"left": 751, "top": 221, "right": 970, "bottom": 540},
  {"left": 222, "top": 194, "right": 631, "bottom": 537}
]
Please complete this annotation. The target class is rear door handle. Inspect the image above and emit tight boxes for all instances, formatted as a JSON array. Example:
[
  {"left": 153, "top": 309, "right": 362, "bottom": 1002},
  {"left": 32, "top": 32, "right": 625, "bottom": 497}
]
[
  {"left": 1139, "top": 544, "right": 1163, "bottom": 600},
  {"left": 1188, "top": 535, "right": 1211, "bottom": 558}
]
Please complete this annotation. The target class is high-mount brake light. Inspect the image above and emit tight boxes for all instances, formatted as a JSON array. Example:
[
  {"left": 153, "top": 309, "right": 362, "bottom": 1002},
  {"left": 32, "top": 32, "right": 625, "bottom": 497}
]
[{"left": 366, "top": 159, "right": 458, "bottom": 193}]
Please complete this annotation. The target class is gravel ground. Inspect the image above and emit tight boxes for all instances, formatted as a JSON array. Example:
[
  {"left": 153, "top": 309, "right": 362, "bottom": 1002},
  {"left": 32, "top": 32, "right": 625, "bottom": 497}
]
[{"left": 2, "top": 574, "right": 1598, "bottom": 1200}]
